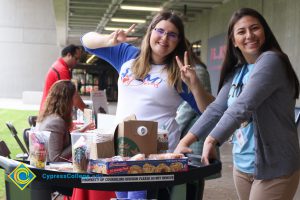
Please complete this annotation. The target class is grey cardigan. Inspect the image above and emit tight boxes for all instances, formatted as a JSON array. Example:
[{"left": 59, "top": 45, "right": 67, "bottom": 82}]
[
  {"left": 190, "top": 51, "right": 300, "bottom": 179},
  {"left": 37, "top": 114, "right": 71, "bottom": 162}
]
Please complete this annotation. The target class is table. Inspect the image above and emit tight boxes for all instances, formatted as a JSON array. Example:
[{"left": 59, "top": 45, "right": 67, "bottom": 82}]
[{"left": 0, "top": 156, "right": 221, "bottom": 200}]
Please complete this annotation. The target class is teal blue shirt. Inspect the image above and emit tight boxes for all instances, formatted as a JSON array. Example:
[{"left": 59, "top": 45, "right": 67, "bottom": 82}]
[
  {"left": 190, "top": 52, "right": 300, "bottom": 179},
  {"left": 228, "top": 64, "right": 255, "bottom": 174}
]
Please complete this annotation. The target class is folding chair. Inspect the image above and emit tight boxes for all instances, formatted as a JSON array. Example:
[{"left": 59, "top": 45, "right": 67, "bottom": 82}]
[
  {"left": 0, "top": 140, "right": 11, "bottom": 158},
  {"left": 5, "top": 122, "right": 29, "bottom": 156},
  {"left": 21, "top": 115, "right": 38, "bottom": 152},
  {"left": 28, "top": 115, "right": 37, "bottom": 127},
  {"left": 23, "top": 128, "right": 30, "bottom": 152}
]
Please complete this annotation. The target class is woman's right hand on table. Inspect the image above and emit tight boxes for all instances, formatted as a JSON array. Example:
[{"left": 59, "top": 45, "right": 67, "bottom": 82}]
[
  {"left": 79, "top": 122, "right": 95, "bottom": 132},
  {"left": 174, "top": 144, "right": 193, "bottom": 154},
  {"left": 201, "top": 135, "right": 218, "bottom": 165},
  {"left": 174, "top": 132, "right": 198, "bottom": 154}
]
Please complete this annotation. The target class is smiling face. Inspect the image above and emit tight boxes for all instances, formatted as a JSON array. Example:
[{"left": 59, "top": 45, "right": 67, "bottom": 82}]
[
  {"left": 232, "top": 16, "right": 265, "bottom": 63},
  {"left": 150, "top": 20, "right": 179, "bottom": 64}
]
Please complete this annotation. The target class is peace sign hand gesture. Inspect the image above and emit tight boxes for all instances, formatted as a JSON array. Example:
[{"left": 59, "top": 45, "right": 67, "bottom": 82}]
[
  {"left": 107, "top": 24, "right": 138, "bottom": 46},
  {"left": 176, "top": 51, "right": 199, "bottom": 91}
]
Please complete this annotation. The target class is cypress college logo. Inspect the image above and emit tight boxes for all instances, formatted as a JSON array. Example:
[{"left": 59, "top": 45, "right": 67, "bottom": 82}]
[{"left": 8, "top": 163, "right": 36, "bottom": 190}]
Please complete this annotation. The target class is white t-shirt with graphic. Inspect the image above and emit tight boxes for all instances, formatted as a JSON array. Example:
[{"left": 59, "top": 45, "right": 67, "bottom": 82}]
[{"left": 83, "top": 42, "right": 200, "bottom": 151}]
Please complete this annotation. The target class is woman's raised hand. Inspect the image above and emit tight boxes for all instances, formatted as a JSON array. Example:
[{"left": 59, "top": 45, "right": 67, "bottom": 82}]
[
  {"left": 82, "top": 24, "right": 138, "bottom": 49},
  {"left": 108, "top": 24, "right": 138, "bottom": 46},
  {"left": 176, "top": 51, "right": 199, "bottom": 91}
]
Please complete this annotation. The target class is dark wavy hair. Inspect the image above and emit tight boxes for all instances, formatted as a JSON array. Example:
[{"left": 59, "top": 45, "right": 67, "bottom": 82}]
[
  {"left": 219, "top": 7, "right": 299, "bottom": 98},
  {"left": 61, "top": 44, "right": 80, "bottom": 57},
  {"left": 37, "top": 80, "right": 76, "bottom": 130}
]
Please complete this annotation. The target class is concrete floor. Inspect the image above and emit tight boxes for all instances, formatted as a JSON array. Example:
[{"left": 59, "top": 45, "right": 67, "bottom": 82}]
[
  {"left": 203, "top": 142, "right": 238, "bottom": 200},
  {"left": 203, "top": 142, "right": 300, "bottom": 200},
  {"left": 0, "top": 98, "right": 299, "bottom": 199}
]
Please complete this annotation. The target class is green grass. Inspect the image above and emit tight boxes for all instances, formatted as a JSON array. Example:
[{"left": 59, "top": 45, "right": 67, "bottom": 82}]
[{"left": 0, "top": 109, "right": 38, "bottom": 200}]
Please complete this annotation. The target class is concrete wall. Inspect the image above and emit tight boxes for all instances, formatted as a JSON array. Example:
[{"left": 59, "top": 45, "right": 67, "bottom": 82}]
[
  {"left": 0, "top": 0, "right": 60, "bottom": 98},
  {"left": 263, "top": 0, "right": 300, "bottom": 77},
  {"left": 0, "top": 0, "right": 299, "bottom": 100},
  {"left": 185, "top": 0, "right": 300, "bottom": 97}
]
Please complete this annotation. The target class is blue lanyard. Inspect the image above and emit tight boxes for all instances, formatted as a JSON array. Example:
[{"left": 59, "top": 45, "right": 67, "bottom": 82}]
[{"left": 229, "top": 65, "right": 249, "bottom": 98}]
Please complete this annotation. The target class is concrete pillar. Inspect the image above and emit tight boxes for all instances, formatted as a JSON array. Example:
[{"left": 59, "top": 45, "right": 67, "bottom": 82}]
[{"left": 0, "top": 0, "right": 60, "bottom": 98}]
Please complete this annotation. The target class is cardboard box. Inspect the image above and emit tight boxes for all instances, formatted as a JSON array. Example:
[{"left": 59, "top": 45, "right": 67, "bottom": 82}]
[
  {"left": 88, "top": 158, "right": 188, "bottom": 174},
  {"left": 116, "top": 116, "right": 158, "bottom": 157},
  {"left": 93, "top": 114, "right": 158, "bottom": 158},
  {"left": 89, "top": 132, "right": 115, "bottom": 160},
  {"left": 89, "top": 114, "right": 118, "bottom": 160}
]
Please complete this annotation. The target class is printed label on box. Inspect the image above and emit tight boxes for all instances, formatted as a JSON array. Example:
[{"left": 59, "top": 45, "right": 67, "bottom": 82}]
[{"left": 81, "top": 175, "right": 174, "bottom": 183}]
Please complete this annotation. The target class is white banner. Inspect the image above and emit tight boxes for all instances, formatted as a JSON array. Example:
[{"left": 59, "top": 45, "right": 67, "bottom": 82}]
[{"left": 81, "top": 175, "right": 174, "bottom": 183}]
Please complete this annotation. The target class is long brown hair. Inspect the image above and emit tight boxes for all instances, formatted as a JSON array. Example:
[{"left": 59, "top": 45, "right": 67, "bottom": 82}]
[
  {"left": 132, "top": 11, "right": 188, "bottom": 92},
  {"left": 37, "top": 80, "right": 76, "bottom": 130},
  {"left": 219, "top": 8, "right": 299, "bottom": 98}
]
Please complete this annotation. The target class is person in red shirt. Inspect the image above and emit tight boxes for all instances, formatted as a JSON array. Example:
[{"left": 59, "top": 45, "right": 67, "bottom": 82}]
[{"left": 40, "top": 44, "right": 86, "bottom": 112}]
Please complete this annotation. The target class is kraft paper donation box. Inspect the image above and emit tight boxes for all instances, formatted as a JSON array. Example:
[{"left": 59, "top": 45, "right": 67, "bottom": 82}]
[
  {"left": 89, "top": 130, "right": 115, "bottom": 160},
  {"left": 96, "top": 114, "right": 158, "bottom": 158},
  {"left": 117, "top": 118, "right": 158, "bottom": 156}
]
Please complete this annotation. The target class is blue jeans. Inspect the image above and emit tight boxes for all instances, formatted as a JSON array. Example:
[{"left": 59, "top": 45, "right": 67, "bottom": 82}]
[{"left": 116, "top": 190, "right": 147, "bottom": 199}]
